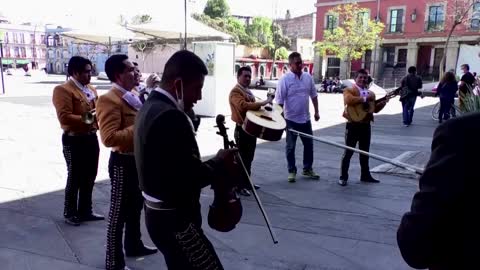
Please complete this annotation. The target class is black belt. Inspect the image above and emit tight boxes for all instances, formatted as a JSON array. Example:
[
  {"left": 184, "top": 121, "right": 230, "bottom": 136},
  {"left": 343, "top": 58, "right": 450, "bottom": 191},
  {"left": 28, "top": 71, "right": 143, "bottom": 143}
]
[
  {"left": 64, "top": 130, "right": 97, "bottom": 136},
  {"left": 144, "top": 199, "right": 176, "bottom": 211}
]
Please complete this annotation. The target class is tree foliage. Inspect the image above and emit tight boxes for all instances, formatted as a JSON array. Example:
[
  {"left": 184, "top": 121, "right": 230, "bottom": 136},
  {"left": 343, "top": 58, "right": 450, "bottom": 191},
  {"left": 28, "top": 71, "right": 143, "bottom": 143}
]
[
  {"left": 316, "top": 3, "right": 384, "bottom": 78},
  {"left": 130, "top": 14, "right": 155, "bottom": 70},
  {"left": 204, "top": 0, "right": 230, "bottom": 19},
  {"left": 192, "top": 10, "right": 291, "bottom": 60},
  {"left": 438, "top": 0, "right": 478, "bottom": 78}
]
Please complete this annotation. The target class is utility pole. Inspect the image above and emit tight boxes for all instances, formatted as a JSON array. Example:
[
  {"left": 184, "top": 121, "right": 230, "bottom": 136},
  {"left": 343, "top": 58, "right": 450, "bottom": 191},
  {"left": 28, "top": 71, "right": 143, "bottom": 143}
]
[
  {"left": 0, "top": 32, "right": 5, "bottom": 94},
  {"left": 371, "top": 0, "right": 381, "bottom": 81}
]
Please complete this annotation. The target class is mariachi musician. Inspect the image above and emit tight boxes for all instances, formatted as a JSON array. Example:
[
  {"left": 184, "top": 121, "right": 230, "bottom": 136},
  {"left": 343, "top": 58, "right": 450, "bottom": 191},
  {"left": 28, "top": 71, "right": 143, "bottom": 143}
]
[
  {"left": 52, "top": 56, "right": 103, "bottom": 226},
  {"left": 96, "top": 54, "right": 157, "bottom": 270},
  {"left": 229, "top": 66, "right": 272, "bottom": 196},
  {"left": 339, "top": 69, "right": 388, "bottom": 186},
  {"left": 134, "top": 50, "right": 238, "bottom": 269}
]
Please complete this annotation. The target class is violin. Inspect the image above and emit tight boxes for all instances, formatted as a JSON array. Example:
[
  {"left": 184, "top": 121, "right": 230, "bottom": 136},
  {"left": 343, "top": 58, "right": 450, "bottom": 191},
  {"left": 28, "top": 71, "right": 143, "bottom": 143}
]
[
  {"left": 211, "top": 114, "right": 279, "bottom": 244},
  {"left": 208, "top": 114, "right": 243, "bottom": 232}
]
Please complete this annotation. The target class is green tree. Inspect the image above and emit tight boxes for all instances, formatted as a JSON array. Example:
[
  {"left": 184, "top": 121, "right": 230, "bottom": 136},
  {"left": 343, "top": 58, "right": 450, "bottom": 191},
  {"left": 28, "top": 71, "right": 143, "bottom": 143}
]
[
  {"left": 316, "top": 3, "right": 384, "bottom": 79},
  {"left": 204, "top": 0, "right": 230, "bottom": 19},
  {"left": 246, "top": 17, "right": 273, "bottom": 46},
  {"left": 130, "top": 14, "right": 156, "bottom": 70},
  {"left": 269, "top": 22, "right": 291, "bottom": 78},
  {"left": 276, "top": 47, "right": 289, "bottom": 60}
]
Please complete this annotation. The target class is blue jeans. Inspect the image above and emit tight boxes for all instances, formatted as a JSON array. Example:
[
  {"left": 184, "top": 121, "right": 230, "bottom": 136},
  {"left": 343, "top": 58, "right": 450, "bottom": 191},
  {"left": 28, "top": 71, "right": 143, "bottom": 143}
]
[
  {"left": 285, "top": 120, "right": 314, "bottom": 173},
  {"left": 402, "top": 95, "right": 417, "bottom": 125}
]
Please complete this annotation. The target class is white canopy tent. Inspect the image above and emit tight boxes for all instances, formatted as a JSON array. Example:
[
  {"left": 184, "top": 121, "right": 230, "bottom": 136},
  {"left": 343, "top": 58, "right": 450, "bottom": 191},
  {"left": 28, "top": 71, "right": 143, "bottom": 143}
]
[
  {"left": 126, "top": 16, "right": 231, "bottom": 42},
  {"left": 59, "top": 25, "right": 141, "bottom": 45}
]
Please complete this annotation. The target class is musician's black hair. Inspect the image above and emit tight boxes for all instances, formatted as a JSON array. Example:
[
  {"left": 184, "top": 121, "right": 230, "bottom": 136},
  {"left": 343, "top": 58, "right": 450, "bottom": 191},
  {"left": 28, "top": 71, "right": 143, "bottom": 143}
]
[
  {"left": 161, "top": 50, "right": 208, "bottom": 83},
  {"left": 355, "top": 69, "right": 369, "bottom": 78},
  {"left": 408, "top": 66, "right": 416, "bottom": 74},
  {"left": 67, "top": 56, "right": 92, "bottom": 76},
  {"left": 237, "top": 66, "right": 251, "bottom": 78},
  {"left": 288, "top": 52, "right": 301, "bottom": 62},
  {"left": 105, "top": 54, "right": 129, "bottom": 82},
  {"left": 461, "top": 64, "right": 470, "bottom": 71}
]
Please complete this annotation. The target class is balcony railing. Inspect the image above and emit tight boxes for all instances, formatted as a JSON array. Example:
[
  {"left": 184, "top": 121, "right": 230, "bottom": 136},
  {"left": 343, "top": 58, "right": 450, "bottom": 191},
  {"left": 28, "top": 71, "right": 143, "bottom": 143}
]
[
  {"left": 386, "top": 23, "right": 403, "bottom": 33},
  {"left": 425, "top": 20, "right": 444, "bottom": 31}
]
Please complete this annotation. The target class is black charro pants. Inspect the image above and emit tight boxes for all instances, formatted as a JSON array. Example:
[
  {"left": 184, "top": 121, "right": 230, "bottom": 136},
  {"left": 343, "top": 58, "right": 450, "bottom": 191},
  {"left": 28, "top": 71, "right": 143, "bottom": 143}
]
[
  {"left": 145, "top": 206, "right": 223, "bottom": 270},
  {"left": 105, "top": 152, "right": 144, "bottom": 270},
  {"left": 340, "top": 122, "right": 372, "bottom": 181},
  {"left": 62, "top": 133, "right": 99, "bottom": 218},
  {"left": 234, "top": 125, "right": 257, "bottom": 189}
]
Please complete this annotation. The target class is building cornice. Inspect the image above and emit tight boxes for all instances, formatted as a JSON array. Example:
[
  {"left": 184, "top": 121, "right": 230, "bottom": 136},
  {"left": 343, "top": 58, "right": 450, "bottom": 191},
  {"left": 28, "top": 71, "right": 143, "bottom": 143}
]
[{"left": 315, "top": 0, "right": 376, "bottom": 7}]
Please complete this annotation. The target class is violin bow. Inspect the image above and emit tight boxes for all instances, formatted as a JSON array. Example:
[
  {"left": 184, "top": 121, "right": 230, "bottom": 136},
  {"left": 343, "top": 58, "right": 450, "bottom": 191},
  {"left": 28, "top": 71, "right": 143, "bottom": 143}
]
[{"left": 215, "top": 115, "right": 279, "bottom": 244}]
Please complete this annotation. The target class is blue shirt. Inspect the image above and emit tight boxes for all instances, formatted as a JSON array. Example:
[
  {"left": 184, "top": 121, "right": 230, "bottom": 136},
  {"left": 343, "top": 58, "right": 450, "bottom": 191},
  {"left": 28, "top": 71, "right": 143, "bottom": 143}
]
[{"left": 275, "top": 71, "right": 318, "bottom": 124}]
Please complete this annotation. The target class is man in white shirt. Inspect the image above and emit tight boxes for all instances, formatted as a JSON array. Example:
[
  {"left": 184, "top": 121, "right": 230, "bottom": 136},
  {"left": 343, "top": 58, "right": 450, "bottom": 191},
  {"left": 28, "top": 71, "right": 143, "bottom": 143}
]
[{"left": 275, "top": 52, "right": 320, "bottom": 182}]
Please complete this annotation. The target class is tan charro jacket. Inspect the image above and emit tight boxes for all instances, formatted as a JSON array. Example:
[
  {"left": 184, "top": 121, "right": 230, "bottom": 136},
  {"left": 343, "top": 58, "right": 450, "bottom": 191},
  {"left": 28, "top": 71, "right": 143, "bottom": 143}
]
[
  {"left": 343, "top": 86, "right": 386, "bottom": 123},
  {"left": 96, "top": 87, "right": 139, "bottom": 153},
  {"left": 52, "top": 80, "right": 98, "bottom": 133},
  {"left": 229, "top": 84, "right": 264, "bottom": 125}
]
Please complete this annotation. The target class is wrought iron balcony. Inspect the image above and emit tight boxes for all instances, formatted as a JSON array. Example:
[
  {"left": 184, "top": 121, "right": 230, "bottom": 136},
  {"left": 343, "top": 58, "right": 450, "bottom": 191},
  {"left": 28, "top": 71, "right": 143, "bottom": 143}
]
[
  {"left": 425, "top": 21, "right": 444, "bottom": 31},
  {"left": 386, "top": 23, "right": 403, "bottom": 33}
]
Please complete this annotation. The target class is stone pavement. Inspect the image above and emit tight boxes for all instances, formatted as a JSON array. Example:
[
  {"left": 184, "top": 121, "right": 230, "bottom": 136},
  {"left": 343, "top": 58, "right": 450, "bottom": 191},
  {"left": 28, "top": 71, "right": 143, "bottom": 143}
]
[{"left": 0, "top": 74, "right": 441, "bottom": 269}]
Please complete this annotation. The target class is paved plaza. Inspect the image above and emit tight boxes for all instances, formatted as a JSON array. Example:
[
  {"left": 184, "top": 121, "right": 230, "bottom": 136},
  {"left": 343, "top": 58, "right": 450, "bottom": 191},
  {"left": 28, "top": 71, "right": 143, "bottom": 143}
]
[{"left": 0, "top": 73, "right": 440, "bottom": 269}]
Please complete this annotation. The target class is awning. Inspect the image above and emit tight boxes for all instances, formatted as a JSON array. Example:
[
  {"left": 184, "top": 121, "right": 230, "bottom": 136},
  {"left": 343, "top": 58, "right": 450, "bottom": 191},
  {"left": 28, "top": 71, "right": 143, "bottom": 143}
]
[
  {"left": 60, "top": 25, "right": 141, "bottom": 44},
  {"left": 16, "top": 60, "right": 30, "bottom": 64},
  {"left": 1, "top": 59, "right": 13, "bottom": 64}
]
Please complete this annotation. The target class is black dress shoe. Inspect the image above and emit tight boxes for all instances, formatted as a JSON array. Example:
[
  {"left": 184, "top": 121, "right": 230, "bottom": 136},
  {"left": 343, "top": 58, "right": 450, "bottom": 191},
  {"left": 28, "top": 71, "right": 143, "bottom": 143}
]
[
  {"left": 246, "top": 184, "right": 260, "bottom": 191},
  {"left": 238, "top": 188, "right": 251, "bottom": 196},
  {"left": 64, "top": 216, "right": 81, "bottom": 226},
  {"left": 79, "top": 213, "right": 105, "bottom": 222},
  {"left": 360, "top": 176, "right": 380, "bottom": 183},
  {"left": 125, "top": 245, "right": 158, "bottom": 257}
]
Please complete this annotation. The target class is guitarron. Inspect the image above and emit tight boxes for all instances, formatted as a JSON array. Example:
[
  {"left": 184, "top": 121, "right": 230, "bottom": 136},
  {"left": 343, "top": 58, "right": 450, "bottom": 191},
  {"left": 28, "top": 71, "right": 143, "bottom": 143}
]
[{"left": 243, "top": 88, "right": 286, "bottom": 141}]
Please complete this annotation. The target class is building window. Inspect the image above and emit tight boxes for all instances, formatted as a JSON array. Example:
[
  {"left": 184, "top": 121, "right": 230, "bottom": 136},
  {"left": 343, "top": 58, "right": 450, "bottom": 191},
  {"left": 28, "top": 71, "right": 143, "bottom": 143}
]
[
  {"left": 4, "top": 46, "right": 11, "bottom": 57},
  {"left": 326, "top": 14, "right": 337, "bottom": 31},
  {"left": 259, "top": 65, "right": 266, "bottom": 77},
  {"left": 273, "top": 66, "right": 278, "bottom": 78},
  {"left": 389, "top": 9, "right": 404, "bottom": 33},
  {"left": 3, "top": 32, "right": 8, "bottom": 43},
  {"left": 326, "top": 57, "right": 341, "bottom": 78},
  {"left": 13, "top": 33, "right": 18, "bottom": 44},
  {"left": 30, "top": 34, "right": 35, "bottom": 44},
  {"left": 32, "top": 48, "right": 37, "bottom": 58},
  {"left": 357, "top": 11, "right": 370, "bottom": 28},
  {"left": 471, "top": 3, "right": 480, "bottom": 29},
  {"left": 14, "top": 47, "right": 20, "bottom": 58},
  {"left": 427, "top": 5, "right": 444, "bottom": 31},
  {"left": 20, "top": 47, "right": 26, "bottom": 58},
  {"left": 20, "top": 33, "right": 25, "bottom": 44}
]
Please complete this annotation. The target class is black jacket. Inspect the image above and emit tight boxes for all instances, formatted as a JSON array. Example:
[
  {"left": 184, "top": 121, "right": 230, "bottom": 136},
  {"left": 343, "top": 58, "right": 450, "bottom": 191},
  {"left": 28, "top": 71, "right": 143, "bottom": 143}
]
[
  {"left": 397, "top": 113, "right": 480, "bottom": 270},
  {"left": 134, "top": 91, "right": 223, "bottom": 224}
]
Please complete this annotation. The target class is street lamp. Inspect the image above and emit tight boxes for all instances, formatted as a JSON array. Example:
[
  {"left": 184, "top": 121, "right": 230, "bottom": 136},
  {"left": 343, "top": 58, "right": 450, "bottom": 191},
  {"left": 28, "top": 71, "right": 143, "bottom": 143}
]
[
  {"left": 0, "top": 31, "right": 5, "bottom": 94},
  {"left": 410, "top": 9, "right": 417, "bottom": 23}
]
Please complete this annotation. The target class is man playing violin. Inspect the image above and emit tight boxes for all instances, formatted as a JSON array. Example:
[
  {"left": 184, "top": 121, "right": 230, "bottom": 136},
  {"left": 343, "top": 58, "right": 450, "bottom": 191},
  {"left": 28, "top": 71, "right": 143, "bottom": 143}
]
[
  {"left": 229, "top": 66, "right": 273, "bottom": 196},
  {"left": 339, "top": 69, "right": 388, "bottom": 186},
  {"left": 134, "top": 50, "right": 238, "bottom": 270}
]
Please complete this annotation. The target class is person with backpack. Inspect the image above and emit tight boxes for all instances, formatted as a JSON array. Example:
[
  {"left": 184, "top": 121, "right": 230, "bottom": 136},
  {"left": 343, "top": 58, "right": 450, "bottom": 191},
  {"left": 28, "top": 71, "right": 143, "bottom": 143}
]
[{"left": 400, "top": 66, "right": 423, "bottom": 127}]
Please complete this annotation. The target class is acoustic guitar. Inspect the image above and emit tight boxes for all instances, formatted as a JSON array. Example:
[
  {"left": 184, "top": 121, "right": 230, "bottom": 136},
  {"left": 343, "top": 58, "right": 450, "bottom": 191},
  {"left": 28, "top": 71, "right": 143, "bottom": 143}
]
[
  {"left": 346, "top": 86, "right": 401, "bottom": 122},
  {"left": 243, "top": 88, "right": 286, "bottom": 141}
]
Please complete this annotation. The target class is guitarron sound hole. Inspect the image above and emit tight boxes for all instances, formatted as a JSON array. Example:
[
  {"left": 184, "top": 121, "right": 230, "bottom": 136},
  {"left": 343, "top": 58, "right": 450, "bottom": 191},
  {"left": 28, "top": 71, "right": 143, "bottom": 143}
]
[{"left": 260, "top": 115, "right": 274, "bottom": 121}]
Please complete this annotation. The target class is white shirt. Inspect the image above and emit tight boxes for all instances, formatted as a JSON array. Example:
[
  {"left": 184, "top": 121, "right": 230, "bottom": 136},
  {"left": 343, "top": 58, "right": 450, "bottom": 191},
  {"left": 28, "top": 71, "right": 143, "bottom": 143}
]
[
  {"left": 71, "top": 78, "right": 95, "bottom": 102},
  {"left": 275, "top": 71, "right": 318, "bottom": 124}
]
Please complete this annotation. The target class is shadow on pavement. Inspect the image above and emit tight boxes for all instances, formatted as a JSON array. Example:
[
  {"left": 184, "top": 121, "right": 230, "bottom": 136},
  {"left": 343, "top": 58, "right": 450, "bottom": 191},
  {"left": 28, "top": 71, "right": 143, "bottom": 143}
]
[{"left": 0, "top": 104, "right": 439, "bottom": 270}]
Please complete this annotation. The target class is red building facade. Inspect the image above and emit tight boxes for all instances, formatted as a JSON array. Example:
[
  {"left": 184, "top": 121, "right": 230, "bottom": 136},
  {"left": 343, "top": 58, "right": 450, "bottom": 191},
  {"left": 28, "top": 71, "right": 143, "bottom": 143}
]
[{"left": 315, "top": 0, "right": 480, "bottom": 84}]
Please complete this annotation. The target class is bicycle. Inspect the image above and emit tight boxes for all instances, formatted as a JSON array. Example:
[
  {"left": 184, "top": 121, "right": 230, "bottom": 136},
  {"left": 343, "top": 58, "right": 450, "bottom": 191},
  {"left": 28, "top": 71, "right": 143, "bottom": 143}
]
[{"left": 431, "top": 98, "right": 461, "bottom": 121}]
